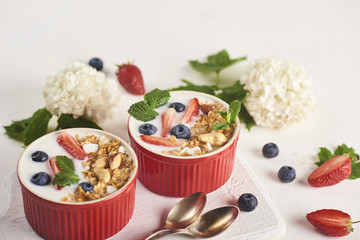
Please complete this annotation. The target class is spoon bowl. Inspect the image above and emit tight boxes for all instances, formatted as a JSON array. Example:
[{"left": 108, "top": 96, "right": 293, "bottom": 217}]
[
  {"left": 188, "top": 206, "right": 239, "bottom": 238},
  {"left": 165, "top": 192, "right": 207, "bottom": 230}
]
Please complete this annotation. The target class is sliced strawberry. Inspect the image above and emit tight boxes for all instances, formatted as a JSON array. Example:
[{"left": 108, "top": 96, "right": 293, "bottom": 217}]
[
  {"left": 140, "top": 135, "right": 184, "bottom": 147},
  {"left": 56, "top": 132, "right": 88, "bottom": 160},
  {"left": 161, "top": 108, "right": 175, "bottom": 137},
  {"left": 306, "top": 209, "right": 354, "bottom": 237},
  {"left": 307, "top": 154, "right": 351, "bottom": 187},
  {"left": 48, "top": 157, "right": 63, "bottom": 190},
  {"left": 180, "top": 98, "right": 200, "bottom": 124}
]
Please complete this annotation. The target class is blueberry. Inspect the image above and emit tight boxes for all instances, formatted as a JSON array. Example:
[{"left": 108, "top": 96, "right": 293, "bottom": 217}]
[
  {"left": 238, "top": 193, "right": 258, "bottom": 212},
  {"left": 31, "top": 172, "right": 51, "bottom": 186},
  {"left": 262, "top": 143, "right": 279, "bottom": 158},
  {"left": 170, "top": 124, "right": 191, "bottom": 139},
  {"left": 89, "top": 57, "right": 103, "bottom": 71},
  {"left": 78, "top": 182, "right": 94, "bottom": 193},
  {"left": 169, "top": 102, "right": 186, "bottom": 112},
  {"left": 139, "top": 123, "right": 157, "bottom": 135},
  {"left": 278, "top": 166, "right": 296, "bottom": 183},
  {"left": 31, "top": 151, "right": 49, "bottom": 162}
]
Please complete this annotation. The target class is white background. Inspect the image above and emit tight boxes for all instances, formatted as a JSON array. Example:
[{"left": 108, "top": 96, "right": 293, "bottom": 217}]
[{"left": 1, "top": 0, "right": 360, "bottom": 239}]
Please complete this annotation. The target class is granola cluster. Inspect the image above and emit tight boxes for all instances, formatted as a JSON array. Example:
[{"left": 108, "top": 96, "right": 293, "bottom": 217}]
[
  {"left": 63, "top": 134, "right": 134, "bottom": 202},
  {"left": 163, "top": 102, "right": 236, "bottom": 156}
]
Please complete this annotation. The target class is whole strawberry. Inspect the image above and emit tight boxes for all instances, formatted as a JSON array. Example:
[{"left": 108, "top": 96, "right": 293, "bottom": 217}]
[
  {"left": 306, "top": 209, "right": 359, "bottom": 237},
  {"left": 116, "top": 63, "right": 145, "bottom": 95}
]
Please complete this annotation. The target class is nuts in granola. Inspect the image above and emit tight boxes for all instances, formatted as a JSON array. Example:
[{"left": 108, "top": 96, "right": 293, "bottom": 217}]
[{"left": 198, "top": 132, "right": 227, "bottom": 146}]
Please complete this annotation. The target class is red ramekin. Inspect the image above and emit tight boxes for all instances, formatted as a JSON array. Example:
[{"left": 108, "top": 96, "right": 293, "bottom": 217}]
[
  {"left": 17, "top": 128, "right": 138, "bottom": 240},
  {"left": 128, "top": 91, "right": 241, "bottom": 197}
]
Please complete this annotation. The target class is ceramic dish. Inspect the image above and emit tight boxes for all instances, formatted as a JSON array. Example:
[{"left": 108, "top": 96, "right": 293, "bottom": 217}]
[
  {"left": 17, "top": 128, "right": 138, "bottom": 240},
  {"left": 128, "top": 91, "right": 241, "bottom": 197}
]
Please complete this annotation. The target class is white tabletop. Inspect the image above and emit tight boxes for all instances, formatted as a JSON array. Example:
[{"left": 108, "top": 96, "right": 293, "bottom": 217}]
[{"left": 1, "top": 1, "right": 360, "bottom": 239}]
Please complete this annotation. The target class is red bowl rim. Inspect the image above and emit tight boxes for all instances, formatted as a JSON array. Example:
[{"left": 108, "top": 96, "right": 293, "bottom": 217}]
[
  {"left": 128, "top": 90, "right": 241, "bottom": 160},
  {"left": 17, "top": 128, "right": 139, "bottom": 206}
]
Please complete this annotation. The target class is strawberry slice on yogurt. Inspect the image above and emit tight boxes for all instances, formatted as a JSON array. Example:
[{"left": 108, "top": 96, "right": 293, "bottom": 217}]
[
  {"left": 48, "top": 157, "right": 63, "bottom": 190},
  {"left": 140, "top": 135, "right": 185, "bottom": 147},
  {"left": 180, "top": 98, "right": 200, "bottom": 124},
  {"left": 56, "top": 132, "right": 88, "bottom": 160},
  {"left": 161, "top": 108, "right": 175, "bottom": 137}
]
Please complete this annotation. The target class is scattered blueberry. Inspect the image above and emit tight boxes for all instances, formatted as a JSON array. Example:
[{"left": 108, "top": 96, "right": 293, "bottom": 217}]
[
  {"left": 238, "top": 193, "right": 258, "bottom": 212},
  {"left": 89, "top": 57, "right": 103, "bottom": 71},
  {"left": 31, "top": 151, "right": 49, "bottom": 162},
  {"left": 31, "top": 172, "right": 51, "bottom": 186},
  {"left": 278, "top": 166, "right": 296, "bottom": 183},
  {"left": 78, "top": 182, "right": 94, "bottom": 193},
  {"left": 169, "top": 102, "right": 186, "bottom": 112},
  {"left": 170, "top": 124, "right": 191, "bottom": 139},
  {"left": 139, "top": 123, "right": 157, "bottom": 135},
  {"left": 262, "top": 143, "right": 279, "bottom": 158}
]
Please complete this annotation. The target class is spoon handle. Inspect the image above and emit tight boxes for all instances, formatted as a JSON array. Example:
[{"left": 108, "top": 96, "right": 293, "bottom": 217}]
[{"left": 145, "top": 229, "right": 189, "bottom": 240}]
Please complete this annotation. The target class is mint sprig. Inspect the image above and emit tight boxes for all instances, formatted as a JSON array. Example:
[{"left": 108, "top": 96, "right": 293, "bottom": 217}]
[
  {"left": 190, "top": 50, "right": 246, "bottom": 86},
  {"left": 52, "top": 155, "right": 80, "bottom": 187},
  {"left": 213, "top": 100, "right": 241, "bottom": 130},
  {"left": 4, "top": 108, "right": 102, "bottom": 146},
  {"left": 316, "top": 144, "right": 360, "bottom": 179},
  {"left": 128, "top": 88, "right": 170, "bottom": 122}
]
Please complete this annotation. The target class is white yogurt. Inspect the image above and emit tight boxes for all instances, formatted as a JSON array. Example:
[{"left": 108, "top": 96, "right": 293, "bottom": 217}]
[
  {"left": 17, "top": 129, "right": 133, "bottom": 203},
  {"left": 129, "top": 91, "right": 228, "bottom": 156}
]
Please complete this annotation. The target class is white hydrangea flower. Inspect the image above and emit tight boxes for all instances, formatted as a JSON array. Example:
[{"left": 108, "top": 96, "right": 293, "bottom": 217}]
[
  {"left": 43, "top": 62, "right": 121, "bottom": 123},
  {"left": 241, "top": 57, "right": 316, "bottom": 128}
]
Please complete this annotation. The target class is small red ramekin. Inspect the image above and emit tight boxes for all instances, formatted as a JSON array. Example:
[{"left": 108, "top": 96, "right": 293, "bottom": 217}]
[
  {"left": 128, "top": 91, "right": 241, "bottom": 197},
  {"left": 17, "top": 128, "right": 138, "bottom": 240}
]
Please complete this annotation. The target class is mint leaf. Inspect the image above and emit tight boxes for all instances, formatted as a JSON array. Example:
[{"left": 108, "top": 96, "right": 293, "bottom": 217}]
[
  {"left": 213, "top": 123, "right": 230, "bottom": 130},
  {"left": 56, "top": 114, "right": 102, "bottom": 130},
  {"left": 239, "top": 106, "right": 256, "bottom": 131},
  {"left": 144, "top": 88, "right": 170, "bottom": 108},
  {"left": 23, "top": 108, "right": 52, "bottom": 146},
  {"left": 52, "top": 172, "right": 80, "bottom": 187},
  {"left": 190, "top": 50, "right": 246, "bottom": 74},
  {"left": 316, "top": 147, "right": 334, "bottom": 166},
  {"left": 56, "top": 155, "right": 75, "bottom": 173},
  {"left": 216, "top": 81, "right": 248, "bottom": 104},
  {"left": 3, "top": 116, "right": 33, "bottom": 141},
  {"left": 215, "top": 100, "right": 241, "bottom": 130},
  {"left": 169, "top": 80, "right": 217, "bottom": 95},
  {"left": 228, "top": 100, "right": 241, "bottom": 124},
  {"left": 128, "top": 100, "right": 158, "bottom": 121}
]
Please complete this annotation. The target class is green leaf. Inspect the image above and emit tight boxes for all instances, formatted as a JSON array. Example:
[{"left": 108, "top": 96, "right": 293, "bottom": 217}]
[
  {"left": 52, "top": 172, "right": 80, "bottom": 187},
  {"left": 216, "top": 81, "right": 248, "bottom": 104},
  {"left": 128, "top": 100, "right": 158, "bottom": 121},
  {"left": 238, "top": 106, "right": 256, "bottom": 131},
  {"left": 3, "top": 116, "right": 33, "bottom": 141},
  {"left": 144, "top": 88, "right": 170, "bottom": 108},
  {"left": 169, "top": 79, "right": 217, "bottom": 95},
  {"left": 334, "top": 144, "right": 359, "bottom": 162},
  {"left": 228, "top": 100, "right": 241, "bottom": 124},
  {"left": 189, "top": 50, "right": 246, "bottom": 74},
  {"left": 213, "top": 123, "right": 230, "bottom": 130},
  {"left": 56, "top": 155, "right": 75, "bottom": 173},
  {"left": 56, "top": 114, "right": 102, "bottom": 130},
  {"left": 23, "top": 108, "right": 52, "bottom": 146},
  {"left": 315, "top": 144, "right": 360, "bottom": 180},
  {"left": 316, "top": 147, "right": 334, "bottom": 166},
  {"left": 349, "top": 162, "right": 360, "bottom": 179}
]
